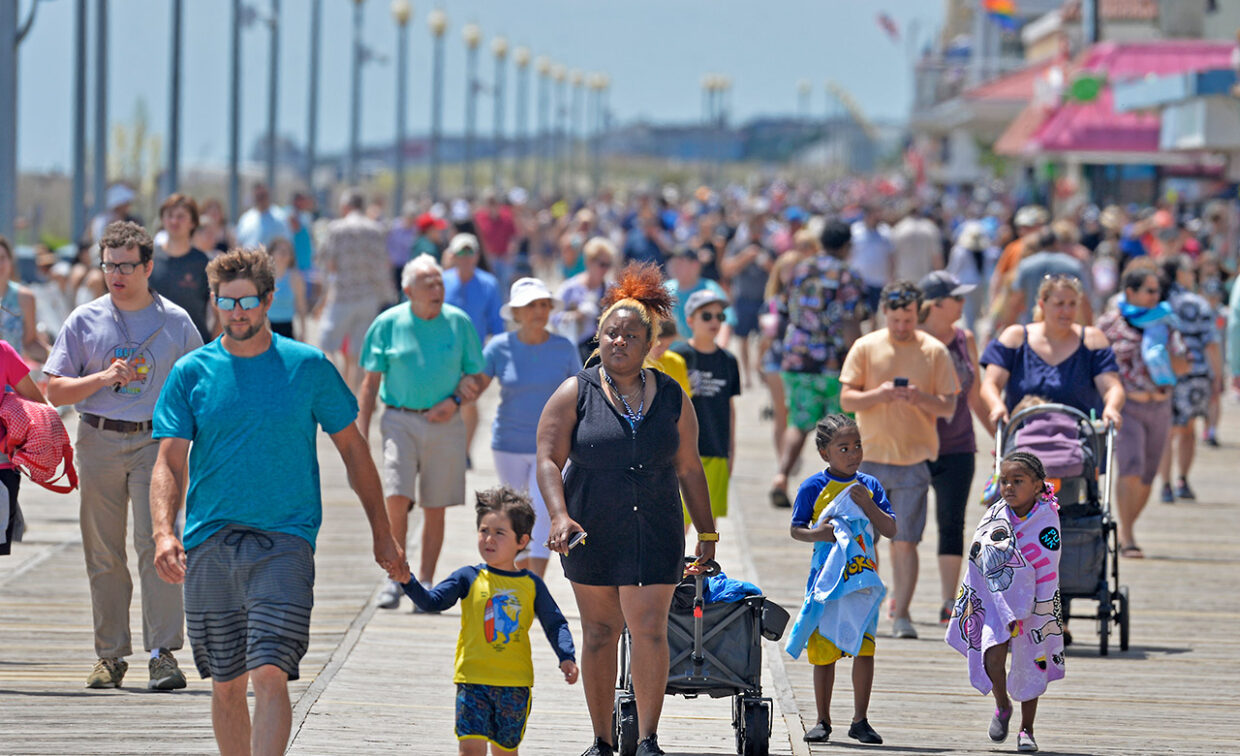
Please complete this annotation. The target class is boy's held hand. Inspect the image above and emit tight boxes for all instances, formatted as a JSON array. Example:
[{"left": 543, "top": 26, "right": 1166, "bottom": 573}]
[
  {"left": 849, "top": 485, "right": 875, "bottom": 509},
  {"left": 561, "top": 660, "right": 580, "bottom": 684}
]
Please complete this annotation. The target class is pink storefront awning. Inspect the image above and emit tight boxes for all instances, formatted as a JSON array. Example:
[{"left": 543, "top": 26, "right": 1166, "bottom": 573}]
[{"left": 998, "top": 40, "right": 1235, "bottom": 157}]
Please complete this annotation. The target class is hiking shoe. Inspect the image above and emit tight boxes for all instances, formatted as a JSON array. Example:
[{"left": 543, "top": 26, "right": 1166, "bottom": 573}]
[
  {"left": 86, "top": 657, "right": 128, "bottom": 689},
  {"left": 1159, "top": 484, "right": 1174, "bottom": 503},
  {"left": 939, "top": 600, "right": 954, "bottom": 624},
  {"left": 804, "top": 720, "right": 831, "bottom": 742},
  {"left": 635, "top": 734, "right": 665, "bottom": 756},
  {"left": 1175, "top": 479, "right": 1196, "bottom": 501},
  {"left": 848, "top": 718, "right": 883, "bottom": 744},
  {"left": 1017, "top": 729, "right": 1039, "bottom": 752},
  {"left": 376, "top": 579, "right": 402, "bottom": 609},
  {"left": 989, "top": 706, "right": 1012, "bottom": 742},
  {"left": 580, "top": 738, "right": 615, "bottom": 756},
  {"left": 148, "top": 650, "right": 187, "bottom": 690},
  {"left": 892, "top": 617, "right": 918, "bottom": 639}
]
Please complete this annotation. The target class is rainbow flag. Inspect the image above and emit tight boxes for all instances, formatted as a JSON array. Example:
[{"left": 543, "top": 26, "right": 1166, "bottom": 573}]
[{"left": 983, "top": 0, "right": 1020, "bottom": 31}]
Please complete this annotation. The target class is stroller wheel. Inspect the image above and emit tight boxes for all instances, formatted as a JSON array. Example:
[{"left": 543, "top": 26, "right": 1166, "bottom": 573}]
[
  {"left": 1117, "top": 586, "right": 1130, "bottom": 652},
  {"left": 613, "top": 692, "right": 638, "bottom": 756},
  {"left": 736, "top": 697, "right": 771, "bottom": 756}
]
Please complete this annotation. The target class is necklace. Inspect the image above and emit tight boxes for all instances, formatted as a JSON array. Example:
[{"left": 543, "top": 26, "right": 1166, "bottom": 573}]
[{"left": 602, "top": 367, "right": 646, "bottom": 430}]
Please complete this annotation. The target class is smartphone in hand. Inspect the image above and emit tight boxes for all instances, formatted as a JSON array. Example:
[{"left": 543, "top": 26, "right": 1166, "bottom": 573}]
[{"left": 893, "top": 377, "right": 909, "bottom": 387}]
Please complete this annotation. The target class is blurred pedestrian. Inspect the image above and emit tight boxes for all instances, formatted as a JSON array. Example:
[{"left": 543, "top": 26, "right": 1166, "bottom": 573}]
[{"left": 149, "top": 193, "right": 212, "bottom": 342}]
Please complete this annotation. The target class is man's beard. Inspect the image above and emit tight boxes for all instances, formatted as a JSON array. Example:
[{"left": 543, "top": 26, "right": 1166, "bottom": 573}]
[{"left": 227, "top": 319, "right": 265, "bottom": 341}]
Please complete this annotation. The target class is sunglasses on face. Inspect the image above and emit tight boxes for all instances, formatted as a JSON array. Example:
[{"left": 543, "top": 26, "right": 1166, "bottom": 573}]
[
  {"left": 884, "top": 292, "right": 917, "bottom": 309},
  {"left": 694, "top": 310, "right": 725, "bottom": 322},
  {"left": 215, "top": 294, "right": 265, "bottom": 311},
  {"left": 100, "top": 261, "right": 143, "bottom": 275}
]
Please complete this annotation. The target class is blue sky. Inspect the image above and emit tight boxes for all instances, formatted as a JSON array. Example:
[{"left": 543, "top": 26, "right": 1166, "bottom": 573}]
[{"left": 16, "top": 0, "right": 944, "bottom": 173}]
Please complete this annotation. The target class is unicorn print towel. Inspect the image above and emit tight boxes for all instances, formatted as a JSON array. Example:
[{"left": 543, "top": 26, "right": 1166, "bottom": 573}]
[
  {"left": 946, "top": 497, "right": 1066, "bottom": 701},
  {"left": 786, "top": 484, "right": 886, "bottom": 659}
]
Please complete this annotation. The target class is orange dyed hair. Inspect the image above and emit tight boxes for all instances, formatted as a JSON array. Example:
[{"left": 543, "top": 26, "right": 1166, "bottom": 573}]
[{"left": 597, "top": 262, "right": 674, "bottom": 353}]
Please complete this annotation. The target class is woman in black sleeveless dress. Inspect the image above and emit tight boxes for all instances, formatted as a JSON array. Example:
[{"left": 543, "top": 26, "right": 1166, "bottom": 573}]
[{"left": 537, "top": 264, "right": 716, "bottom": 756}]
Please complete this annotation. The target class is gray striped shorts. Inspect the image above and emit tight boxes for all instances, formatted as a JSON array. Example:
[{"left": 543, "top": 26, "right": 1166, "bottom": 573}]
[{"left": 185, "top": 526, "right": 315, "bottom": 683}]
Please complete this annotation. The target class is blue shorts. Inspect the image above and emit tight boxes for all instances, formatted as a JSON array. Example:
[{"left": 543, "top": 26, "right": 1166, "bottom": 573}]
[
  {"left": 185, "top": 526, "right": 315, "bottom": 682},
  {"left": 732, "top": 296, "right": 763, "bottom": 337},
  {"left": 456, "top": 683, "right": 532, "bottom": 750}
]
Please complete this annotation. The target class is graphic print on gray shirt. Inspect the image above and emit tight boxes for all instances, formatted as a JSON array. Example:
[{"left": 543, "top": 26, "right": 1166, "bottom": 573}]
[{"left": 43, "top": 294, "right": 204, "bottom": 422}]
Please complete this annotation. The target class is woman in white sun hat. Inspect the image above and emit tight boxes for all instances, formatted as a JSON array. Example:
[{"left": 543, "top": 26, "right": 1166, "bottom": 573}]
[{"left": 477, "top": 278, "right": 582, "bottom": 576}]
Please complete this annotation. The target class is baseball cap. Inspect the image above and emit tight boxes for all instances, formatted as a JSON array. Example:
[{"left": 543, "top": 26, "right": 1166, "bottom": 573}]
[
  {"left": 684, "top": 288, "right": 729, "bottom": 318},
  {"left": 106, "top": 183, "right": 135, "bottom": 209},
  {"left": 784, "top": 206, "right": 808, "bottom": 224},
  {"left": 500, "top": 278, "right": 561, "bottom": 320},
  {"left": 446, "top": 233, "right": 480, "bottom": 256},
  {"left": 918, "top": 271, "right": 976, "bottom": 301},
  {"left": 416, "top": 212, "right": 447, "bottom": 232}
]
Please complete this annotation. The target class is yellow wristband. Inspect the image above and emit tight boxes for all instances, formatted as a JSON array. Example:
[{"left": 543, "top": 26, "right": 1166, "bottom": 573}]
[{"left": 697, "top": 532, "right": 719, "bottom": 542}]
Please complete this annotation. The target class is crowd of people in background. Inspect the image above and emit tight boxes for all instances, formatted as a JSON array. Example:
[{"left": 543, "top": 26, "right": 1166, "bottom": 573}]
[{"left": 2, "top": 174, "right": 1239, "bottom": 755}]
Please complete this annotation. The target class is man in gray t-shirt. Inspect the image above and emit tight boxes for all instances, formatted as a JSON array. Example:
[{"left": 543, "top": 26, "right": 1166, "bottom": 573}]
[
  {"left": 44, "top": 221, "right": 203, "bottom": 691},
  {"left": 1011, "top": 250, "right": 1093, "bottom": 325}
]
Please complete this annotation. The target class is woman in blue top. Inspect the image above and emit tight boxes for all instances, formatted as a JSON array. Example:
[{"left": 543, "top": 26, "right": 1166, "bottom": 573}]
[
  {"left": 478, "top": 278, "right": 581, "bottom": 577},
  {"left": 980, "top": 275, "right": 1124, "bottom": 428}
]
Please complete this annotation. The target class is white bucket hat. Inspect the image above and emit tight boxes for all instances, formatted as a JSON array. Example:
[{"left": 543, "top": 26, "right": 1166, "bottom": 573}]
[{"left": 501, "top": 278, "right": 561, "bottom": 320}]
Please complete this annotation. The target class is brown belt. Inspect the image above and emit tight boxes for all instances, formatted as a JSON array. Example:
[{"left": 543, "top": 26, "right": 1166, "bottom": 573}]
[{"left": 80, "top": 413, "right": 153, "bottom": 434}]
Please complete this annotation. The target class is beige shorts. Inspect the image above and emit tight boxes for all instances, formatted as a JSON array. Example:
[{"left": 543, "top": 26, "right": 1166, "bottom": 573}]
[{"left": 380, "top": 408, "right": 467, "bottom": 508}]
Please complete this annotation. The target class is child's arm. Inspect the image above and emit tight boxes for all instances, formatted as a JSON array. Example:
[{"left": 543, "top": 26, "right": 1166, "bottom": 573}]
[
  {"left": 532, "top": 577, "right": 579, "bottom": 684},
  {"left": 789, "top": 478, "right": 835, "bottom": 543},
  {"left": 401, "top": 566, "right": 474, "bottom": 613},
  {"left": 849, "top": 485, "right": 897, "bottom": 539}
]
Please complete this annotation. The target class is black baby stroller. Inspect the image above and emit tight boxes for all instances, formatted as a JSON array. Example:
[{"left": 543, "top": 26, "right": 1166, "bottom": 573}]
[
  {"left": 612, "top": 559, "right": 790, "bottom": 755},
  {"left": 996, "top": 402, "right": 1130, "bottom": 655}
]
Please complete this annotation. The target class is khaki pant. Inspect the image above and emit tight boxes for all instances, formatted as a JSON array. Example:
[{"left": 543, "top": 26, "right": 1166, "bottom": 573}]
[{"left": 76, "top": 422, "right": 184, "bottom": 658}]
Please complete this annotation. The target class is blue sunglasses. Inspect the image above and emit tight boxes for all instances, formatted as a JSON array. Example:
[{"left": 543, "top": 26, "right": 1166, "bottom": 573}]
[{"left": 216, "top": 295, "right": 265, "bottom": 311}]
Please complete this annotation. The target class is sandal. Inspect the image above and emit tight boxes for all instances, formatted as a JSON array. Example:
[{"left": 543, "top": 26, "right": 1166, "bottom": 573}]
[
  {"left": 1120, "top": 544, "right": 1145, "bottom": 559},
  {"left": 769, "top": 487, "right": 791, "bottom": 508},
  {"left": 939, "top": 600, "right": 954, "bottom": 624}
]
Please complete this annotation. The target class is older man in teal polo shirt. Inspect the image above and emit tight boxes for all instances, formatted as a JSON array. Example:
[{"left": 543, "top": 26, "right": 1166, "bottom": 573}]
[{"left": 358, "top": 254, "right": 485, "bottom": 610}]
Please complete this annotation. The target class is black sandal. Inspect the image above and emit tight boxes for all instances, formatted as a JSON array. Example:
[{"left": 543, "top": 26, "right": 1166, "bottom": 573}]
[{"left": 769, "top": 487, "right": 791, "bottom": 508}]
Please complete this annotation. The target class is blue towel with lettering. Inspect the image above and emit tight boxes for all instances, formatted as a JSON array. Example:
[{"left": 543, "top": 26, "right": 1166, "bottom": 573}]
[{"left": 785, "top": 485, "right": 886, "bottom": 659}]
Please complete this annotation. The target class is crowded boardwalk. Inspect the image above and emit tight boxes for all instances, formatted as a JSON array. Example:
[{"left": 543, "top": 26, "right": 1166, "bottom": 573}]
[{"left": 1, "top": 380, "right": 1236, "bottom": 755}]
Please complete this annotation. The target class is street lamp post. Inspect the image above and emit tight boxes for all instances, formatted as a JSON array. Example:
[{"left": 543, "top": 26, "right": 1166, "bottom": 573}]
[
  {"left": 94, "top": 0, "right": 110, "bottom": 220},
  {"left": 595, "top": 73, "right": 609, "bottom": 193},
  {"left": 0, "top": 0, "right": 49, "bottom": 240},
  {"left": 569, "top": 69, "right": 582, "bottom": 196},
  {"left": 533, "top": 56, "right": 550, "bottom": 199},
  {"left": 490, "top": 36, "right": 507, "bottom": 192},
  {"left": 588, "top": 73, "right": 601, "bottom": 195},
  {"left": 797, "top": 78, "right": 810, "bottom": 120},
  {"left": 701, "top": 74, "right": 716, "bottom": 186},
  {"left": 551, "top": 63, "right": 566, "bottom": 197},
  {"left": 391, "top": 0, "right": 411, "bottom": 212},
  {"left": 228, "top": 0, "right": 241, "bottom": 220},
  {"left": 462, "top": 22, "right": 481, "bottom": 196},
  {"left": 265, "top": 0, "right": 279, "bottom": 193},
  {"left": 348, "top": 0, "right": 365, "bottom": 185},
  {"left": 71, "top": 0, "right": 88, "bottom": 241},
  {"left": 305, "top": 0, "right": 320, "bottom": 189},
  {"left": 163, "top": 0, "right": 184, "bottom": 199},
  {"left": 512, "top": 46, "right": 530, "bottom": 189},
  {"left": 427, "top": 8, "right": 446, "bottom": 199}
]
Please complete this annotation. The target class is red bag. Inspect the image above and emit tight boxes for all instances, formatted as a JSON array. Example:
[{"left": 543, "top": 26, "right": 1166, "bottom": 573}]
[{"left": 0, "top": 393, "right": 78, "bottom": 494}]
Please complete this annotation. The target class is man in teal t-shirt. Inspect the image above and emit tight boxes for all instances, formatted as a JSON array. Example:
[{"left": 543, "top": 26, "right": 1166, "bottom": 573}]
[
  {"left": 150, "top": 248, "right": 408, "bottom": 756},
  {"left": 665, "top": 246, "right": 736, "bottom": 343},
  {"left": 358, "top": 254, "right": 486, "bottom": 610}
]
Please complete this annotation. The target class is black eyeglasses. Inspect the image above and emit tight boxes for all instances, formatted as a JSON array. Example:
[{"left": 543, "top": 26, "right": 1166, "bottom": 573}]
[
  {"left": 215, "top": 294, "right": 266, "bottom": 311},
  {"left": 100, "top": 261, "right": 143, "bottom": 275},
  {"left": 695, "top": 311, "right": 725, "bottom": 322}
]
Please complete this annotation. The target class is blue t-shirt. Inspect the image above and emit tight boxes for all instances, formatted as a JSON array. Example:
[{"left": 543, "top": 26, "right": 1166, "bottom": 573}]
[
  {"left": 790, "top": 469, "right": 894, "bottom": 529},
  {"left": 483, "top": 332, "right": 581, "bottom": 454},
  {"left": 444, "top": 268, "right": 504, "bottom": 341},
  {"left": 153, "top": 334, "right": 359, "bottom": 551}
]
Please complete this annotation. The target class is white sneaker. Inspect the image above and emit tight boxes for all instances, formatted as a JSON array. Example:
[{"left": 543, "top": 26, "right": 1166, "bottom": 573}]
[
  {"left": 1017, "top": 730, "right": 1038, "bottom": 752},
  {"left": 376, "top": 580, "right": 402, "bottom": 610},
  {"left": 892, "top": 617, "right": 918, "bottom": 639}
]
